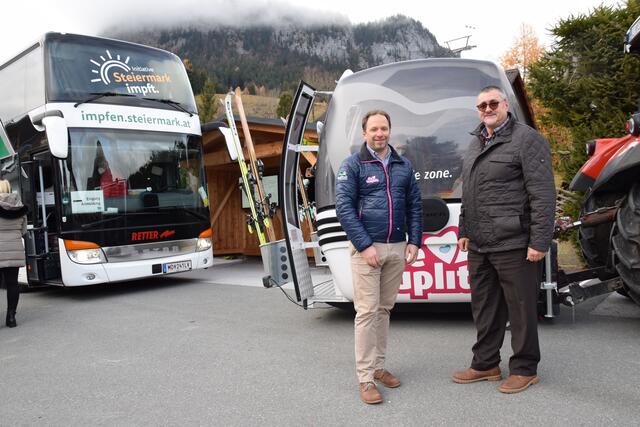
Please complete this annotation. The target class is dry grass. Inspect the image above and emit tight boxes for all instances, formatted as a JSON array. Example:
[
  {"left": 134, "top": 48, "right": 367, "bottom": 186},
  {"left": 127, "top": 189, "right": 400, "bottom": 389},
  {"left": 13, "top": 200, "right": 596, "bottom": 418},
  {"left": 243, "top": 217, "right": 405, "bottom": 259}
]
[
  {"left": 196, "top": 93, "right": 329, "bottom": 120},
  {"left": 195, "top": 93, "right": 277, "bottom": 119},
  {"left": 558, "top": 240, "right": 586, "bottom": 272},
  {"left": 232, "top": 94, "right": 280, "bottom": 118}
]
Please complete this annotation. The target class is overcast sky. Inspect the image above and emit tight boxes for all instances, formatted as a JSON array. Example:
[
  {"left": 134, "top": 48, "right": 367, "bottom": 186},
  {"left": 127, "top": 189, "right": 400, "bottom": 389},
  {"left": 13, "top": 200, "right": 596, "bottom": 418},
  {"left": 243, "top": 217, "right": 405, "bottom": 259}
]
[{"left": 0, "top": 0, "right": 623, "bottom": 65}]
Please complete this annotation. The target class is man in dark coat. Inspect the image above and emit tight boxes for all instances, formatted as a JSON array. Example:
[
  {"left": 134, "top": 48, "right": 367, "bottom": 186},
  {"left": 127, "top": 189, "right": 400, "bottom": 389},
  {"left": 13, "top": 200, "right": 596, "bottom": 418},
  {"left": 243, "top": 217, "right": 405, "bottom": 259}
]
[
  {"left": 452, "top": 86, "right": 556, "bottom": 393},
  {"left": 336, "top": 110, "right": 422, "bottom": 404}
]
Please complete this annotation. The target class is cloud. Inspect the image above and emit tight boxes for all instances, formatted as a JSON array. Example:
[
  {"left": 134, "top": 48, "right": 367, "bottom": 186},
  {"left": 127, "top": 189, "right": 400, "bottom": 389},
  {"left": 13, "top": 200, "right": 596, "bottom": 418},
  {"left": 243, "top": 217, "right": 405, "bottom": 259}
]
[{"left": 89, "top": 0, "right": 350, "bottom": 34}]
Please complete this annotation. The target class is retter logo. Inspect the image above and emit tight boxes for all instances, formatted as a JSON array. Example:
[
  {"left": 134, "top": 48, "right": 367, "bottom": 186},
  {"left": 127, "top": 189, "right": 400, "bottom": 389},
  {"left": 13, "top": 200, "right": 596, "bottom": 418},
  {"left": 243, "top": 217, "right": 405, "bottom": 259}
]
[
  {"left": 90, "top": 50, "right": 131, "bottom": 85},
  {"left": 398, "top": 226, "right": 471, "bottom": 299},
  {"left": 131, "top": 229, "right": 176, "bottom": 241},
  {"left": 159, "top": 230, "right": 176, "bottom": 239}
]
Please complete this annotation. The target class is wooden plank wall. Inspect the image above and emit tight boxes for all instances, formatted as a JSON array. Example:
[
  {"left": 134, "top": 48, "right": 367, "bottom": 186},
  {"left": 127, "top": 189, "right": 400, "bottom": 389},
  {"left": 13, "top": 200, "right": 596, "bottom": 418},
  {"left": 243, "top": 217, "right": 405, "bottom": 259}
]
[
  {"left": 206, "top": 164, "right": 314, "bottom": 256},
  {"left": 203, "top": 120, "right": 317, "bottom": 257}
]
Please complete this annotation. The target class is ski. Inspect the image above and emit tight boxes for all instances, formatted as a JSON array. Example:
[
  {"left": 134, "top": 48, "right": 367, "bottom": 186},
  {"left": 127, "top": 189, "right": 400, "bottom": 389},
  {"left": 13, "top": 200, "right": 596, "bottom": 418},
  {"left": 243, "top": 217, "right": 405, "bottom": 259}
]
[
  {"left": 297, "top": 169, "right": 315, "bottom": 233},
  {"left": 233, "top": 88, "right": 276, "bottom": 242},
  {"left": 221, "top": 92, "right": 267, "bottom": 245}
]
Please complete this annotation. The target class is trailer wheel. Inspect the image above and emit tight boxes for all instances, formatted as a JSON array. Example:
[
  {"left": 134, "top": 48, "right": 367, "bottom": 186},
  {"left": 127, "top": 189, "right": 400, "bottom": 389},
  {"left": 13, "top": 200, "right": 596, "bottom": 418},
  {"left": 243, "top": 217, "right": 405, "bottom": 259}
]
[
  {"left": 611, "top": 182, "right": 640, "bottom": 305},
  {"left": 578, "top": 193, "right": 621, "bottom": 279}
]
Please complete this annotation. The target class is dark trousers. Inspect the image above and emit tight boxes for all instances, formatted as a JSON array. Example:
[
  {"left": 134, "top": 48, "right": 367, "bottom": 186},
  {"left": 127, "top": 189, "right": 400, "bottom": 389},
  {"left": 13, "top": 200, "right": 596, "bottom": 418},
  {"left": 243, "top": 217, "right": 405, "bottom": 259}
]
[
  {"left": 1, "top": 267, "right": 20, "bottom": 312},
  {"left": 467, "top": 249, "right": 540, "bottom": 376}
]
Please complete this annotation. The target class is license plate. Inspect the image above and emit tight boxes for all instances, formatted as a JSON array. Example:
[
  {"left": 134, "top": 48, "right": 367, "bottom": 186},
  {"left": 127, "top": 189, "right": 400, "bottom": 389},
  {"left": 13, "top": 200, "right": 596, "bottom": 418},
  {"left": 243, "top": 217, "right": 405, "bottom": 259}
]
[{"left": 163, "top": 260, "right": 192, "bottom": 274}]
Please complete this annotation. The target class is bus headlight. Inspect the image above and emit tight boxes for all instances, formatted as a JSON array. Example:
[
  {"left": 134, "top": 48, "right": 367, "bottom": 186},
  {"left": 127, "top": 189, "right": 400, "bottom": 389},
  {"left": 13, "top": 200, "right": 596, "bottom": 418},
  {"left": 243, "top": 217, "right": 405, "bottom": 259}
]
[
  {"left": 197, "top": 237, "right": 212, "bottom": 251},
  {"left": 197, "top": 228, "right": 213, "bottom": 252},
  {"left": 64, "top": 240, "right": 107, "bottom": 264},
  {"left": 67, "top": 248, "right": 107, "bottom": 264}
]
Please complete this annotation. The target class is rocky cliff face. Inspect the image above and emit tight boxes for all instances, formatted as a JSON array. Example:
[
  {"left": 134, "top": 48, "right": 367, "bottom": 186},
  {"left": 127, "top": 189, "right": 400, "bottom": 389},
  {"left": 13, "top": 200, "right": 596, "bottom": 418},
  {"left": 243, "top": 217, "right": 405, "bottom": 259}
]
[{"left": 108, "top": 15, "right": 454, "bottom": 91}]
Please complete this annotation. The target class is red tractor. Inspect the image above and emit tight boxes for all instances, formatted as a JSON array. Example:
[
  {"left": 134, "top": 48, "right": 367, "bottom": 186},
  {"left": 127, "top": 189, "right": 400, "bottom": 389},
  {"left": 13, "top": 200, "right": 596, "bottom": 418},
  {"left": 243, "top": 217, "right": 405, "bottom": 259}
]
[{"left": 559, "top": 17, "right": 640, "bottom": 306}]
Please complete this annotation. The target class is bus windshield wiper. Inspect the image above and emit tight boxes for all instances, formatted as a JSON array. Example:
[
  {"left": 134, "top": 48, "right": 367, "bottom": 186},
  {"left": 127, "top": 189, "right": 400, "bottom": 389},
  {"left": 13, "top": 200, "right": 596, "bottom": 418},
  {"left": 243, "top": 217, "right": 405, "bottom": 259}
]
[
  {"left": 80, "top": 214, "right": 125, "bottom": 230},
  {"left": 157, "top": 206, "right": 208, "bottom": 221},
  {"left": 74, "top": 92, "right": 135, "bottom": 108},
  {"left": 144, "top": 98, "right": 195, "bottom": 117}
]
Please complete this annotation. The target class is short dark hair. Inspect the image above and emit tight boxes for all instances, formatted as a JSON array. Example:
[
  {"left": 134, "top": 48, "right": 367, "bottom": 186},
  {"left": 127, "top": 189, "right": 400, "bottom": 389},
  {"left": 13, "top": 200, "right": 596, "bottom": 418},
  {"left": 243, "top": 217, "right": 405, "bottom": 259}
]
[
  {"left": 361, "top": 110, "right": 391, "bottom": 131},
  {"left": 479, "top": 85, "right": 507, "bottom": 100}
]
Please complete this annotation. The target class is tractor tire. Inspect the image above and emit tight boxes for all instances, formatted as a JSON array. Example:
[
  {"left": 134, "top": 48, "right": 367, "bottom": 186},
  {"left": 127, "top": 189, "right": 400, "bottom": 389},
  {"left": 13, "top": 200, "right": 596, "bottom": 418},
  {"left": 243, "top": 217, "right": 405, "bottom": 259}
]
[
  {"left": 611, "top": 182, "right": 640, "bottom": 305},
  {"left": 578, "top": 193, "right": 621, "bottom": 279}
]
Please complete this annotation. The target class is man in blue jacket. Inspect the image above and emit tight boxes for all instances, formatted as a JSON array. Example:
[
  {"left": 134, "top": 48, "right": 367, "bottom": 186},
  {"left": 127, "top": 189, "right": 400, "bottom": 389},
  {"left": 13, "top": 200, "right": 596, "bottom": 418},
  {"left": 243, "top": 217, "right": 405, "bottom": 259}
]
[{"left": 336, "top": 110, "right": 422, "bottom": 404}]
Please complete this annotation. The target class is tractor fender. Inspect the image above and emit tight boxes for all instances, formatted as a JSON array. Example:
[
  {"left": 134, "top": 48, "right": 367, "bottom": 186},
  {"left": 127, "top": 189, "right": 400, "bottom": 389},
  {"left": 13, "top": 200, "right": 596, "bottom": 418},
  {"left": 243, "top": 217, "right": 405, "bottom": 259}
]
[{"left": 589, "top": 138, "right": 640, "bottom": 196}]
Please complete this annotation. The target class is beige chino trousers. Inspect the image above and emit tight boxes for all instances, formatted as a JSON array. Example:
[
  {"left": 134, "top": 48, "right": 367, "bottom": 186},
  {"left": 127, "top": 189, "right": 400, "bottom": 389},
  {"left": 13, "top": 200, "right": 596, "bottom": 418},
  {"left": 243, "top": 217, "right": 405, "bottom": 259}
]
[{"left": 351, "top": 241, "right": 406, "bottom": 383}]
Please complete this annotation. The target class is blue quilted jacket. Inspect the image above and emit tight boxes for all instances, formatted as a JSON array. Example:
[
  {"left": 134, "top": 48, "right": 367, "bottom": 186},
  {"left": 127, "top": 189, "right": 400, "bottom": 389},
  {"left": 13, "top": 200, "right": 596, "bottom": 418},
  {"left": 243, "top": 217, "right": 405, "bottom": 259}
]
[{"left": 336, "top": 143, "right": 422, "bottom": 252}]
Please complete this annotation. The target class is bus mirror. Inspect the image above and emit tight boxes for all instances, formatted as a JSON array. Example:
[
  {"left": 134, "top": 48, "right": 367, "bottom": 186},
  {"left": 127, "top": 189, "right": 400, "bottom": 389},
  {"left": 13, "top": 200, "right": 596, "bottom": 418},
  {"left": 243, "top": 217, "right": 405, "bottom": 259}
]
[{"left": 42, "top": 116, "right": 68, "bottom": 159}]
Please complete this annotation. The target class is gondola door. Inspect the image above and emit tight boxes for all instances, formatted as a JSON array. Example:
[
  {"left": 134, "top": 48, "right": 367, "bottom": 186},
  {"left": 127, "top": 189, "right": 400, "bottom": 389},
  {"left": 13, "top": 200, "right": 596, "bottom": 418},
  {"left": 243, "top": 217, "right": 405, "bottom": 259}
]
[{"left": 279, "top": 81, "right": 316, "bottom": 304}]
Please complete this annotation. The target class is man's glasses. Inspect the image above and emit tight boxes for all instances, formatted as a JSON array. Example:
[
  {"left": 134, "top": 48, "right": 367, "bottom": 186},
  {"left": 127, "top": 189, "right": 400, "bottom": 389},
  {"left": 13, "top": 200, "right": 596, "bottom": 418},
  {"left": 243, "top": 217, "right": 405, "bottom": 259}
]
[{"left": 476, "top": 100, "right": 502, "bottom": 112}]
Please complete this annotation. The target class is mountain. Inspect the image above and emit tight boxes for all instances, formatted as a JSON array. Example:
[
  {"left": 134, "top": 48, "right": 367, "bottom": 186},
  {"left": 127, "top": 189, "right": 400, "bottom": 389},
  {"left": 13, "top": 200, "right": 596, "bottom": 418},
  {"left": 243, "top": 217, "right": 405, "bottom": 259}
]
[{"left": 106, "top": 15, "right": 455, "bottom": 93}]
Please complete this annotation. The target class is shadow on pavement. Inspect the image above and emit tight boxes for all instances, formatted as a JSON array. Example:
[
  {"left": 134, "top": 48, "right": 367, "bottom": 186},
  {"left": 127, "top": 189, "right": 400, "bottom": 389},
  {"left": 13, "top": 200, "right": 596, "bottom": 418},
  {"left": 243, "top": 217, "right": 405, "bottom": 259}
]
[{"left": 23, "top": 275, "right": 197, "bottom": 302}]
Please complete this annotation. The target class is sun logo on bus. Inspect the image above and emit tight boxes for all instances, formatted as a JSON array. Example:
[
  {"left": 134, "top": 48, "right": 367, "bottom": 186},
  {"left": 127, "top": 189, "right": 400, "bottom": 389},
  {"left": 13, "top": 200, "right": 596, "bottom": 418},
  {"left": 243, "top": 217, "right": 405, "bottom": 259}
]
[{"left": 90, "top": 49, "right": 131, "bottom": 85}]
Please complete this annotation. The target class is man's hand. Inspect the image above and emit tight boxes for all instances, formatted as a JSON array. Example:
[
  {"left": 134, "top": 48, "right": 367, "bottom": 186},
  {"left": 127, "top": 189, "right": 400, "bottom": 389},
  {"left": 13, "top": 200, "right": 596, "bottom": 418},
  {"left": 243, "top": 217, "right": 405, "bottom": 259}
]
[
  {"left": 361, "top": 246, "right": 381, "bottom": 268},
  {"left": 405, "top": 243, "right": 419, "bottom": 265},
  {"left": 526, "top": 247, "right": 546, "bottom": 262},
  {"left": 458, "top": 238, "right": 469, "bottom": 252}
]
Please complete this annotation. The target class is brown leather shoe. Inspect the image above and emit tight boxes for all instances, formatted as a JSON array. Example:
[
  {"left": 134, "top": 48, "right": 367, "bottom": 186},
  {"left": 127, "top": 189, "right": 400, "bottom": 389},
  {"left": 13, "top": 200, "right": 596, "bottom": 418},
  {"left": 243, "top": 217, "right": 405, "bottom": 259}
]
[
  {"left": 498, "top": 375, "right": 539, "bottom": 394},
  {"left": 452, "top": 367, "right": 502, "bottom": 384},
  {"left": 359, "top": 382, "right": 383, "bottom": 404},
  {"left": 374, "top": 369, "right": 401, "bottom": 388}
]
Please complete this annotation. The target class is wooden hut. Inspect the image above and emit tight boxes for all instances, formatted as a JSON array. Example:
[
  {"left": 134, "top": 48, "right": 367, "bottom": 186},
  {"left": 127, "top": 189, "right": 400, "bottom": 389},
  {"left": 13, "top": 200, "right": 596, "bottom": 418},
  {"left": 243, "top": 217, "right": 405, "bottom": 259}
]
[{"left": 202, "top": 117, "right": 317, "bottom": 256}]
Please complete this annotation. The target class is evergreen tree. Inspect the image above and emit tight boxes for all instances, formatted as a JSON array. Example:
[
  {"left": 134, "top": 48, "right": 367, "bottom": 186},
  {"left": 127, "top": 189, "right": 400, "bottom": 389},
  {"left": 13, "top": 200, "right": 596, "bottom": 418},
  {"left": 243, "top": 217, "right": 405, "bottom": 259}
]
[
  {"left": 529, "top": 1, "right": 640, "bottom": 188},
  {"left": 199, "top": 79, "right": 218, "bottom": 124},
  {"left": 277, "top": 92, "right": 293, "bottom": 119}
]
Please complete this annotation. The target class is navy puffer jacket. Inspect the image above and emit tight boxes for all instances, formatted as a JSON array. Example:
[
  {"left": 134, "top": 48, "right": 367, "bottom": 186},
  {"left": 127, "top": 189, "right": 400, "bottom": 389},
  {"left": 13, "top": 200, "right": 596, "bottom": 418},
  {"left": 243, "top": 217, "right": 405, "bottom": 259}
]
[{"left": 336, "top": 143, "right": 422, "bottom": 252}]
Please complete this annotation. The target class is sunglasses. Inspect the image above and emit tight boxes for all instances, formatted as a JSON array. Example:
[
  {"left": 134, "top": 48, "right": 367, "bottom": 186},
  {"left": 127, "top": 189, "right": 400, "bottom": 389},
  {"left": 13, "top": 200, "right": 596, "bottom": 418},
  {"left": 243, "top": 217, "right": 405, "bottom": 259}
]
[{"left": 476, "top": 100, "right": 502, "bottom": 112}]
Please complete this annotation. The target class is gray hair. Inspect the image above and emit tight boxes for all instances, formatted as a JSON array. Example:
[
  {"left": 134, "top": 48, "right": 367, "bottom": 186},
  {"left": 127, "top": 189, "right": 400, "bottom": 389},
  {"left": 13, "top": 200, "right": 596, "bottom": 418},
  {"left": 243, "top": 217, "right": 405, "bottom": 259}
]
[{"left": 479, "top": 85, "right": 507, "bottom": 100}]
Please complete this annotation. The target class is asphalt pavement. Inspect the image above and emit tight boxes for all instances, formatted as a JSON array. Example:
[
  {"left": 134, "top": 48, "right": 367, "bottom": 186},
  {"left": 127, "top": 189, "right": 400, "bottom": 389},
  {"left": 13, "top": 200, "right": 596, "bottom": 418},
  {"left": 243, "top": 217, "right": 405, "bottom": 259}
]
[{"left": 1, "top": 257, "right": 639, "bottom": 426}]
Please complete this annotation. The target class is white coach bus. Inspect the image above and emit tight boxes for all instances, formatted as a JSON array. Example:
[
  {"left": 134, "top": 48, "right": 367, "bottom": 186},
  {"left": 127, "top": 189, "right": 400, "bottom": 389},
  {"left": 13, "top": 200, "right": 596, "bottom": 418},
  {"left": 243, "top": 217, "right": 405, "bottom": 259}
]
[{"left": 0, "top": 32, "right": 213, "bottom": 287}]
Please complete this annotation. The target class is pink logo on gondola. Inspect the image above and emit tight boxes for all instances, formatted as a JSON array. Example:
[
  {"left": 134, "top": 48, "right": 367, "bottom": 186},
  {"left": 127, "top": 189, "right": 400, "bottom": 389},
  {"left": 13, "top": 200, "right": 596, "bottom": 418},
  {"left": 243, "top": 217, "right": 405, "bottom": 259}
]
[
  {"left": 366, "top": 176, "right": 380, "bottom": 184},
  {"left": 398, "top": 226, "right": 470, "bottom": 299}
]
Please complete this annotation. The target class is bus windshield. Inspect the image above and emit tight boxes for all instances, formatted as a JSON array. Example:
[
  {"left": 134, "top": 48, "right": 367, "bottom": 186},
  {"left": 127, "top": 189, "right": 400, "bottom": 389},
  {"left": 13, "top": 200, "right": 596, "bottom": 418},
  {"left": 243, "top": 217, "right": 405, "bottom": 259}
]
[
  {"left": 60, "top": 128, "right": 208, "bottom": 229},
  {"left": 45, "top": 34, "right": 196, "bottom": 112},
  {"left": 317, "top": 60, "right": 514, "bottom": 207}
]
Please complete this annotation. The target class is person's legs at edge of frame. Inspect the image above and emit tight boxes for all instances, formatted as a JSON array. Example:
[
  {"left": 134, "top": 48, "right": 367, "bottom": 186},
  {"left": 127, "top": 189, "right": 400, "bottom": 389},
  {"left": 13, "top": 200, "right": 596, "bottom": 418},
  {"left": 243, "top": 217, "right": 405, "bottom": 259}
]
[
  {"left": 3, "top": 267, "right": 20, "bottom": 327},
  {"left": 452, "top": 250, "right": 505, "bottom": 384},
  {"left": 352, "top": 243, "right": 384, "bottom": 404},
  {"left": 372, "top": 242, "right": 405, "bottom": 389}
]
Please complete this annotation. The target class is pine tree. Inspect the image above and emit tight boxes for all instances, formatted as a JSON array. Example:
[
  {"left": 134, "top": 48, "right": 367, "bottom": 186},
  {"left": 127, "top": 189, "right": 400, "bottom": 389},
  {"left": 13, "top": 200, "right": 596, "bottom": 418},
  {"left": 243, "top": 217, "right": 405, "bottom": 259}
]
[
  {"left": 199, "top": 78, "right": 218, "bottom": 124},
  {"left": 277, "top": 92, "right": 293, "bottom": 119},
  {"left": 529, "top": 0, "right": 640, "bottom": 187}
]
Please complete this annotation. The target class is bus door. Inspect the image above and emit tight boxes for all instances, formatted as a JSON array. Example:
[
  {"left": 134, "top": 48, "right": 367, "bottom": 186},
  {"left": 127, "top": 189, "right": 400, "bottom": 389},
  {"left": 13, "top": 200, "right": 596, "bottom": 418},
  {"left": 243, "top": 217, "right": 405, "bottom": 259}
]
[
  {"left": 280, "top": 81, "right": 317, "bottom": 305},
  {"left": 21, "top": 151, "right": 61, "bottom": 284}
]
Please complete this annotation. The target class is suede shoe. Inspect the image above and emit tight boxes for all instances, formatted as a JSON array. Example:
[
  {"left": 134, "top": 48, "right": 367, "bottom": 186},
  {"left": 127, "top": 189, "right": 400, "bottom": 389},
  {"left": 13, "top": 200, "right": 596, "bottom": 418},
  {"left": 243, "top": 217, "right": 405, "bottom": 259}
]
[
  {"left": 498, "top": 375, "right": 539, "bottom": 394},
  {"left": 374, "top": 369, "right": 401, "bottom": 388},
  {"left": 452, "top": 367, "right": 502, "bottom": 384},
  {"left": 359, "top": 382, "right": 383, "bottom": 404}
]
